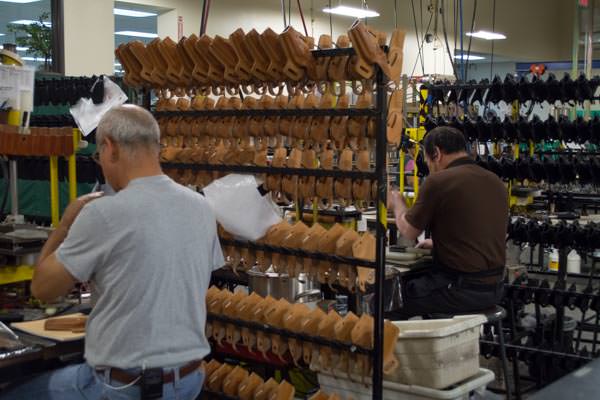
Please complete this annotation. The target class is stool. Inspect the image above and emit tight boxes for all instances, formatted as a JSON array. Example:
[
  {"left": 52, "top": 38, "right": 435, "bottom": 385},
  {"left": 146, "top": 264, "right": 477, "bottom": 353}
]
[
  {"left": 483, "top": 305, "right": 511, "bottom": 400},
  {"left": 426, "top": 305, "right": 511, "bottom": 400}
]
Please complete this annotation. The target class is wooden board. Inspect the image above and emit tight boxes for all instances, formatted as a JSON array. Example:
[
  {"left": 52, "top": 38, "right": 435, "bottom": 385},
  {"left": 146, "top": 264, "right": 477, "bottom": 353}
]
[{"left": 11, "top": 313, "right": 86, "bottom": 342}]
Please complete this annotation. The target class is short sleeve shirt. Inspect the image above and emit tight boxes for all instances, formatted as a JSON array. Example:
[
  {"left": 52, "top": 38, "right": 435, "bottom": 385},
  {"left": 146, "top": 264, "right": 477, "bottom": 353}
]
[
  {"left": 405, "top": 157, "right": 508, "bottom": 274},
  {"left": 57, "top": 175, "right": 224, "bottom": 368}
]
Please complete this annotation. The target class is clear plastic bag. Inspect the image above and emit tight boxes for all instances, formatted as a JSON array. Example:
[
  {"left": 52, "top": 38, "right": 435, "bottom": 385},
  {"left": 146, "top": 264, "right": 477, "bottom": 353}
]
[{"left": 203, "top": 174, "right": 282, "bottom": 241}]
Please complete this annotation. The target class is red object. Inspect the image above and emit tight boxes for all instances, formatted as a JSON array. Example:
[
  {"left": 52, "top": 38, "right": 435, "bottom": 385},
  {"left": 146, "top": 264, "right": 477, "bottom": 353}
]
[
  {"left": 529, "top": 64, "right": 546, "bottom": 77},
  {"left": 212, "top": 341, "right": 290, "bottom": 367},
  {"left": 579, "top": 0, "right": 589, "bottom": 7}
]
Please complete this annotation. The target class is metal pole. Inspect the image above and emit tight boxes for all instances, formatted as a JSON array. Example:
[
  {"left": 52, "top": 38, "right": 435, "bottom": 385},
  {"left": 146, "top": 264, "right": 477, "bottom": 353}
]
[
  {"left": 373, "top": 66, "right": 388, "bottom": 400},
  {"left": 50, "top": 0, "right": 64, "bottom": 74},
  {"left": 68, "top": 128, "right": 79, "bottom": 201},
  {"left": 9, "top": 161, "right": 18, "bottom": 216},
  {"left": 584, "top": 0, "right": 593, "bottom": 120},
  {"left": 49, "top": 156, "right": 60, "bottom": 227}
]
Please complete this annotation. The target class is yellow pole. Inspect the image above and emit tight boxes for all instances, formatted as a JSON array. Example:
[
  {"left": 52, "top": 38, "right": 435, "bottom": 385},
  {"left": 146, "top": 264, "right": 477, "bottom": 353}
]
[
  {"left": 49, "top": 156, "right": 59, "bottom": 227},
  {"left": 68, "top": 129, "right": 80, "bottom": 201},
  {"left": 399, "top": 150, "right": 405, "bottom": 195},
  {"left": 413, "top": 145, "right": 420, "bottom": 205}
]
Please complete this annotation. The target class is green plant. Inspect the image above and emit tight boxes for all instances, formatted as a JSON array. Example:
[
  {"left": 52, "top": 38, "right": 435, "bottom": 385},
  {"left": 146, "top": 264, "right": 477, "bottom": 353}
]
[{"left": 6, "top": 12, "right": 52, "bottom": 70}]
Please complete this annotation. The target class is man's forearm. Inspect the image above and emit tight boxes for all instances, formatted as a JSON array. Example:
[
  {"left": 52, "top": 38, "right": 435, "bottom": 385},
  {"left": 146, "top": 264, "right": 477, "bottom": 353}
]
[{"left": 38, "top": 226, "right": 69, "bottom": 265}]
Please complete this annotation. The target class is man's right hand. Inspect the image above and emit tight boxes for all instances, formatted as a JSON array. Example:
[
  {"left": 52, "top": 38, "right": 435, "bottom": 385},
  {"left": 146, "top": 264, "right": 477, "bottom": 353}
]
[
  {"left": 59, "top": 192, "right": 104, "bottom": 231},
  {"left": 415, "top": 238, "right": 433, "bottom": 249}
]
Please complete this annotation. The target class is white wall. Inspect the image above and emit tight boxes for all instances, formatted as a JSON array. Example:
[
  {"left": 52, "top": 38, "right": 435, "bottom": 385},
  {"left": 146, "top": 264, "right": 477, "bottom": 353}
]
[
  {"left": 71, "top": 0, "right": 576, "bottom": 77},
  {"left": 63, "top": 0, "right": 114, "bottom": 76}
]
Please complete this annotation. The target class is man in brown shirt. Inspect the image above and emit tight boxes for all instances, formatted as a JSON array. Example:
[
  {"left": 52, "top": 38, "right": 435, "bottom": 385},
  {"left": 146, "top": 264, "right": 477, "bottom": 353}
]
[{"left": 387, "top": 126, "right": 508, "bottom": 319}]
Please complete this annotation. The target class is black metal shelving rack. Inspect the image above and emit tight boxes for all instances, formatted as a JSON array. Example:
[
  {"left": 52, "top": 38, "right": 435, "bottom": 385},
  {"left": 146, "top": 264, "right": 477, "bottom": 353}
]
[{"left": 152, "top": 46, "right": 390, "bottom": 399}]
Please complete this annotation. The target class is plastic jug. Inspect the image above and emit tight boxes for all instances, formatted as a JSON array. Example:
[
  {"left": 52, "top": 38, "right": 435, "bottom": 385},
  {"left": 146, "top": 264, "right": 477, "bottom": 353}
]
[
  {"left": 548, "top": 248, "right": 559, "bottom": 271},
  {"left": 567, "top": 249, "right": 581, "bottom": 274}
]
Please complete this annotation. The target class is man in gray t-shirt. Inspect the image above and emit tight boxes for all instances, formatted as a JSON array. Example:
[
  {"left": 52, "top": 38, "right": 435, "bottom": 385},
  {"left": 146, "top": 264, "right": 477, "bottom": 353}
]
[{"left": 2, "top": 105, "right": 223, "bottom": 400}]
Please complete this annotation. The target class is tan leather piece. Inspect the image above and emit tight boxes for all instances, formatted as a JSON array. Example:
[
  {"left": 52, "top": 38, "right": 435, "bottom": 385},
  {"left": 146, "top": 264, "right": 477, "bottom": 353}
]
[
  {"left": 253, "top": 378, "right": 279, "bottom": 400},
  {"left": 317, "top": 310, "right": 343, "bottom": 371},
  {"left": 335, "top": 229, "right": 360, "bottom": 291},
  {"left": 223, "top": 290, "right": 245, "bottom": 349},
  {"left": 206, "top": 362, "right": 233, "bottom": 392},
  {"left": 335, "top": 148, "right": 353, "bottom": 206},
  {"left": 227, "top": 28, "right": 254, "bottom": 82},
  {"left": 334, "top": 311, "right": 360, "bottom": 377},
  {"left": 299, "top": 147, "right": 317, "bottom": 205},
  {"left": 280, "top": 26, "right": 313, "bottom": 82},
  {"left": 261, "top": 28, "right": 286, "bottom": 82},
  {"left": 115, "top": 44, "right": 143, "bottom": 88},
  {"left": 309, "top": 93, "right": 334, "bottom": 143},
  {"left": 348, "top": 20, "right": 392, "bottom": 79},
  {"left": 347, "top": 53, "right": 374, "bottom": 81},
  {"left": 265, "top": 145, "right": 286, "bottom": 200},
  {"left": 348, "top": 91, "right": 372, "bottom": 138},
  {"left": 292, "top": 93, "right": 318, "bottom": 140},
  {"left": 180, "top": 34, "right": 209, "bottom": 86},
  {"left": 251, "top": 295, "right": 276, "bottom": 355},
  {"left": 176, "top": 37, "right": 194, "bottom": 87},
  {"left": 315, "top": 224, "right": 346, "bottom": 284},
  {"left": 264, "top": 297, "right": 292, "bottom": 361},
  {"left": 301, "top": 223, "right": 327, "bottom": 276},
  {"left": 147, "top": 39, "right": 170, "bottom": 88},
  {"left": 265, "top": 221, "right": 293, "bottom": 273},
  {"left": 127, "top": 41, "right": 157, "bottom": 87},
  {"left": 269, "top": 380, "right": 295, "bottom": 400},
  {"left": 282, "top": 303, "right": 310, "bottom": 366},
  {"left": 280, "top": 93, "right": 304, "bottom": 136},
  {"left": 245, "top": 29, "right": 271, "bottom": 81},
  {"left": 307, "top": 34, "right": 333, "bottom": 82},
  {"left": 352, "top": 144, "right": 372, "bottom": 204},
  {"left": 387, "top": 89, "right": 404, "bottom": 146},
  {"left": 352, "top": 232, "right": 376, "bottom": 292},
  {"left": 315, "top": 146, "right": 335, "bottom": 209},
  {"left": 327, "top": 35, "right": 350, "bottom": 83},
  {"left": 307, "top": 391, "right": 330, "bottom": 400},
  {"left": 280, "top": 221, "right": 309, "bottom": 277},
  {"left": 222, "top": 365, "right": 249, "bottom": 397},
  {"left": 330, "top": 95, "right": 349, "bottom": 146},
  {"left": 210, "top": 35, "right": 240, "bottom": 84},
  {"left": 263, "top": 94, "right": 285, "bottom": 137},
  {"left": 387, "top": 29, "right": 407, "bottom": 83},
  {"left": 203, "top": 359, "right": 222, "bottom": 383},
  {"left": 158, "top": 37, "right": 186, "bottom": 87},
  {"left": 300, "top": 307, "right": 326, "bottom": 366},
  {"left": 196, "top": 35, "right": 225, "bottom": 85},
  {"left": 238, "top": 372, "right": 264, "bottom": 400},
  {"left": 209, "top": 288, "right": 233, "bottom": 346},
  {"left": 281, "top": 145, "right": 302, "bottom": 202}
]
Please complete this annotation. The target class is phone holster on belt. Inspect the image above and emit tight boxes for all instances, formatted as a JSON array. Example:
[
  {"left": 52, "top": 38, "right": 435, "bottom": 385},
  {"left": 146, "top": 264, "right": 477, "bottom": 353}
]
[{"left": 140, "top": 368, "right": 163, "bottom": 399}]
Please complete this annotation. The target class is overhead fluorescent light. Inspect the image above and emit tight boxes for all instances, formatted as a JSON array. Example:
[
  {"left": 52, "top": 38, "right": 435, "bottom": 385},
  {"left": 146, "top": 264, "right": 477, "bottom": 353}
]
[
  {"left": 466, "top": 30, "right": 506, "bottom": 40},
  {"left": 115, "top": 31, "right": 158, "bottom": 38},
  {"left": 10, "top": 19, "right": 51, "bottom": 27},
  {"left": 114, "top": 8, "right": 157, "bottom": 18},
  {"left": 454, "top": 54, "right": 485, "bottom": 60},
  {"left": 0, "top": 34, "right": 5, "bottom": 37},
  {"left": 22, "top": 56, "right": 50, "bottom": 61},
  {"left": 322, "top": 5, "right": 379, "bottom": 18},
  {"left": 16, "top": 46, "right": 28, "bottom": 51},
  {"left": 0, "top": 0, "right": 41, "bottom": 3}
]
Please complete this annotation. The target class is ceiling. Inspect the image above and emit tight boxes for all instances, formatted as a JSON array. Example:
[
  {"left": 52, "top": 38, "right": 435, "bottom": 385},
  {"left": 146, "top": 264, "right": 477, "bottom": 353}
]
[{"left": 0, "top": 0, "right": 165, "bottom": 69}]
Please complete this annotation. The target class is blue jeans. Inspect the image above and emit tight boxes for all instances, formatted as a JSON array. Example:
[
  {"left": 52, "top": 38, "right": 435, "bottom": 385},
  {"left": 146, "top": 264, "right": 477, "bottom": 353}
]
[{"left": 0, "top": 362, "right": 204, "bottom": 400}]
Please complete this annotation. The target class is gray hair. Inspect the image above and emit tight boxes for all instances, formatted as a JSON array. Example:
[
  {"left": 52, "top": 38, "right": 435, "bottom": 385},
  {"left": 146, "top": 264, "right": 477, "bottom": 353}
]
[{"left": 96, "top": 104, "right": 160, "bottom": 153}]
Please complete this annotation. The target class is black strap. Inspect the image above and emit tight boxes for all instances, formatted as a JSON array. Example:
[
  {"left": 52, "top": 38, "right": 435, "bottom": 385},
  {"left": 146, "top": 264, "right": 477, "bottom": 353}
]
[{"left": 436, "top": 259, "right": 505, "bottom": 279}]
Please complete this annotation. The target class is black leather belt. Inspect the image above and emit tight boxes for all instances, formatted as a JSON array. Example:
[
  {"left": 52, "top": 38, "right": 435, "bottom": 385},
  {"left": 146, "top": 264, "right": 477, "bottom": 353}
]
[{"left": 100, "top": 359, "right": 202, "bottom": 385}]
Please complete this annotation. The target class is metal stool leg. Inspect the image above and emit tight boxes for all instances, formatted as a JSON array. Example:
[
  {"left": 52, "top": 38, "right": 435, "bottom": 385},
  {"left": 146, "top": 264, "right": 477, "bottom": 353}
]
[{"left": 497, "top": 318, "right": 512, "bottom": 400}]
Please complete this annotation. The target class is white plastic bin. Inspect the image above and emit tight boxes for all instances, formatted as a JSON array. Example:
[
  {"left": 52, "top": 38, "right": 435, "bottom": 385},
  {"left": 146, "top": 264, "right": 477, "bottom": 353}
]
[
  {"left": 318, "top": 368, "right": 495, "bottom": 400},
  {"left": 386, "top": 315, "right": 487, "bottom": 389}
]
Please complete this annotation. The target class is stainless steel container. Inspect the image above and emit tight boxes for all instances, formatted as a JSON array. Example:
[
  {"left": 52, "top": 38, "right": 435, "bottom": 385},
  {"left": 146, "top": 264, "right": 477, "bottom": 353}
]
[{"left": 247, "top": 270, "right": 320, "bottom": 303}]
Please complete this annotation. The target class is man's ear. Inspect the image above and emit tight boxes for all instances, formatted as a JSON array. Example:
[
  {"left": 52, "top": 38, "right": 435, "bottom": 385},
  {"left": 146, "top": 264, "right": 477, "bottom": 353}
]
[
  {"left": 105, "top": 137, "right": 120, "bottom": 162},
  {"left": 433, "top": 146, "right": 441, "bottom": 161}
]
